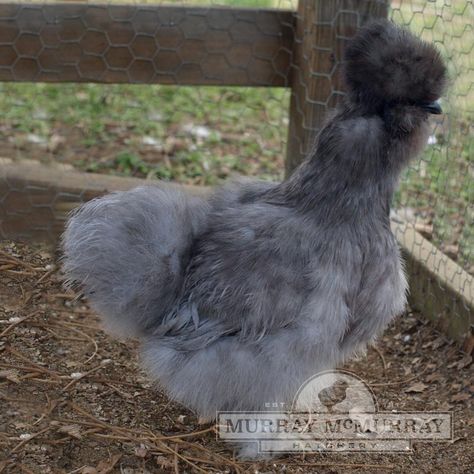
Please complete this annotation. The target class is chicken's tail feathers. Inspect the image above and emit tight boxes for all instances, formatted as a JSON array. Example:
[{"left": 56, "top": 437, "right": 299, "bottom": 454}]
[
  {"left": 344, "top": 19, "right": 447, "bottom": 107},
  {"left": 62, "top": 185, "right": 208, "bottom": 339}
]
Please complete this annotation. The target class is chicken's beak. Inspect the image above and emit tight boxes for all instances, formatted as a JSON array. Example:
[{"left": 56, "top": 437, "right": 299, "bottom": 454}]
[{"left": 419, "top": 100, "right": 442, "bottom": 115}]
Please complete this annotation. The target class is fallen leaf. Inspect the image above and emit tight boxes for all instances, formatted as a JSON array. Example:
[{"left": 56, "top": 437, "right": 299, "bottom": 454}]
[
  {"left": 14, "top": 422, "right": 29, "bottom": 430},
  {"left": 462, "top": 333, "right": 474, "bottom": 355},
  {"left": 58, "top": 424, "right": 82, "bottom": 439},
  {"left": 457, "top": 355, "right": 472, "bottom": 369},
  {"left": 0, "top": 370, "right": 20, "bottom": 384},
  {"left": 134, "top": 445, "right": 148, "bottom": 458},
  {"left": 448, "top": 436, "right": 465, "bottom": 444},
  {"left": 405, "top": 382, "right": 428, "bottom": 393},
  {"left": 81, "top": 468, "right": 96, "bottom": 474},
  {"left": 432, "top": 338, "right": 446, "bottom": 350},
  {"left": 450, "top": 392, "right": 471, "bottom": 403},
  {"left": 96, "top": 454, "right": 121, "bottom": 474},
  {"left": 156, "top": 455, "right": 174, "bottom": 468},
  {"left": 426, "top": 373, "right": 443, "bottom": 383},
  {"left": 439, "top": 402, "right": 453, "bottom": 411}
]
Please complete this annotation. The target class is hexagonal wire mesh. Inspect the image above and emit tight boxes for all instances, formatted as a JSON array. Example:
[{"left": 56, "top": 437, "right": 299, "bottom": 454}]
[
  {"left": 0, "top": 1, "right": 472, "bottom": 337},
  {"left": 391, "top": 0, "right": 473, "bottom": 271}
]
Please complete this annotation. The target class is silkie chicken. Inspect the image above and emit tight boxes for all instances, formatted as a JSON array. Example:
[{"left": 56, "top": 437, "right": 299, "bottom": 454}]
[{"left": 63, "top": 20, "right": 446, "bottom": 429}]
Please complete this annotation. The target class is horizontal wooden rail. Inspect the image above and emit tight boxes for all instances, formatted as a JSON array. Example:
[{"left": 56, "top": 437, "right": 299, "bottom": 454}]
[
  {"left": 0, "top": 158, "right": 206, "bottom": 242},
  {"left": 0, "top": 2, "right": 295, "bottom": 86}
]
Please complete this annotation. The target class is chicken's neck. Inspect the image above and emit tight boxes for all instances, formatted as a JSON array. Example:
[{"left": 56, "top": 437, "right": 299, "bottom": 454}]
[
  {"left": 279, "top": 156, "right": 397, "bottom": 227},
  {"left": 275, "top": 105, "right": 428, "bottom": 226}
]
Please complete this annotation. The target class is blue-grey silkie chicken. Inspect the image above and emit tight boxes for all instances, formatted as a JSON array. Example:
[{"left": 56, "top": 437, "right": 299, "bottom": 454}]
[{"left": 63, "top": 20, "right": 446, "bottom": 422}]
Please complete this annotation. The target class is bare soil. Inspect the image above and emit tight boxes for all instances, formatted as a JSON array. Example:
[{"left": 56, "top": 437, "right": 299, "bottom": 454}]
[{"left": 0, "top": 240, "right": 473, "bottom": 474}]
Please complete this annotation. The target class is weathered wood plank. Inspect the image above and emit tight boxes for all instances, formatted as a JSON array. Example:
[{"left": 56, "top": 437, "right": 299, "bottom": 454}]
[
  {"left": 285, "top": 0, "right": 389, "bottom": 174},
  {"left": 392, "top": 217, "right": 473, "bottom": 345},
  {"left": 0, "top": 3, "right": 295, "bottom": 86},
  {"left": 0, "top": 158, "right": 205, "bottom": 243}
]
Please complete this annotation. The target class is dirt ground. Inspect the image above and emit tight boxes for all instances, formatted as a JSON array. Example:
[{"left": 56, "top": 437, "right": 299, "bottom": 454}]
[{"left": 0, "top": 240, "right": 473, "bottom": 474}]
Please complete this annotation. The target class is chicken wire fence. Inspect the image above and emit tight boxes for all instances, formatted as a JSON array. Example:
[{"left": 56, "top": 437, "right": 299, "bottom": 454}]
[{"left": 0, "top": 1, "right": 472, "bottom": 333}]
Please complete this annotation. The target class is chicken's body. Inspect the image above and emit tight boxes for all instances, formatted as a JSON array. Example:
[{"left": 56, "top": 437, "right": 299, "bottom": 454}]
[
  {"left": 63, "top": 21, "right": 446, "bottom": 421},
  {"left": 140, "top": 150, "right": 407, "bottom": 418}
]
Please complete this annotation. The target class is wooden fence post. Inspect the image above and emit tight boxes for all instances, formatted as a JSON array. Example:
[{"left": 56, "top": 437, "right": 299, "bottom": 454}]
[{"left": 285, "top": 0, "right": 389, "bottom": 175}]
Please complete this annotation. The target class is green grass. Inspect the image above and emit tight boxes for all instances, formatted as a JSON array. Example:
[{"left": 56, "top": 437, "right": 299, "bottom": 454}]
[{"left": 0, "top": 82, "right": 289, "bottom": 184}]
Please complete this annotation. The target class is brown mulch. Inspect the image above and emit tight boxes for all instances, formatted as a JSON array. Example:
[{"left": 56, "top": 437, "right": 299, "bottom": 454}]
[{"left": 0, "top": 240, "right": 473, "bottom": 474}]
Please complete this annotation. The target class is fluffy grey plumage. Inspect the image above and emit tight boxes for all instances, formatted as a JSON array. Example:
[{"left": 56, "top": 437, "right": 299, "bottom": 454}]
[{"left": 63, "top": 20, "right": 446, "bottom": 424}]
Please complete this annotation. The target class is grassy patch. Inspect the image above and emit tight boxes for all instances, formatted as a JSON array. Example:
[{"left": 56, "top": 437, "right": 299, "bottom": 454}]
[{"left": 0, "top": 83, "right": 289, "bottom": 184}]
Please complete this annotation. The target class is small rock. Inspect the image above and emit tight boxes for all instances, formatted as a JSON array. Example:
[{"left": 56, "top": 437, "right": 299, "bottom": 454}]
[
  {"left": 183, "top": 123, "right": 212, "bottom": 139},
  {"left": 26, "top": 133, "right": 47, "bottom": 145},
  {"left": 443, "top": 244, "right": 459, "bottom": 260},
  {"left": 396, "top": 207, "right": 417, "bottom": 223},
  {"left": 147, "top": 111, "right": 163, "bottom": 121},
  {"left": 141, "top": 136, "right": 163, "bottom": 150},
  {"left": 48, "top": 134, "right": 66, "bottom": 153},
  {"left": 414, "top": 222, "right": 433, "bottom": 239}
]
